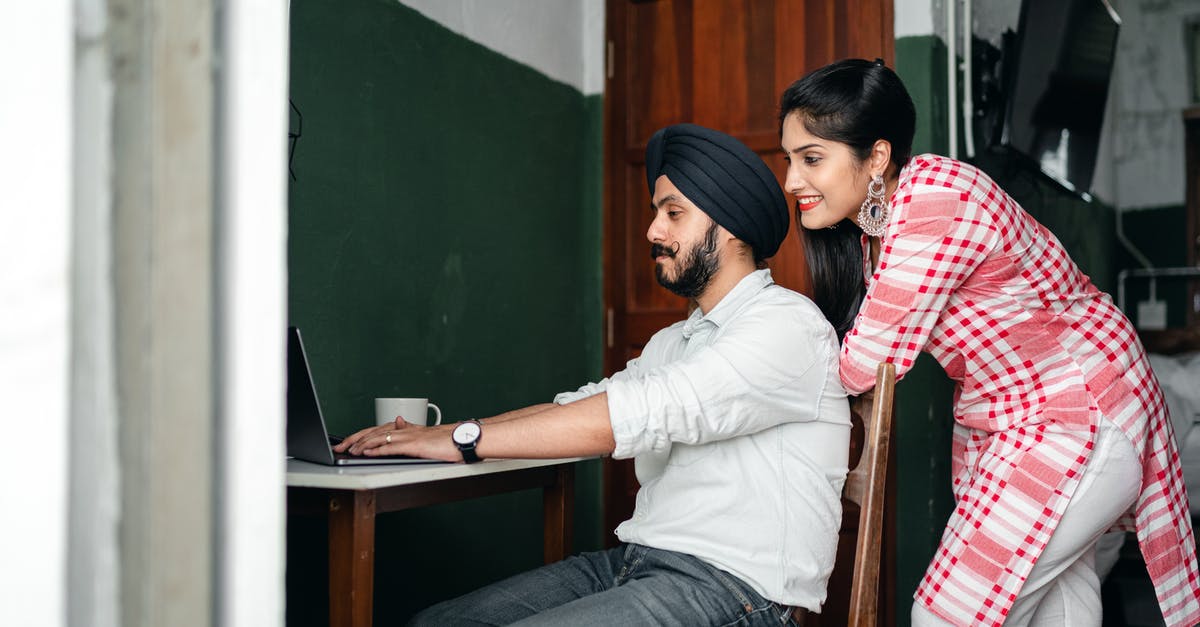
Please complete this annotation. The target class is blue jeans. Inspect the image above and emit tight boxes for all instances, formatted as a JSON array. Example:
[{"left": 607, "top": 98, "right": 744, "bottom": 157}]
[{"left": 409, "top": 544, "right": 802, "bottom": 626}]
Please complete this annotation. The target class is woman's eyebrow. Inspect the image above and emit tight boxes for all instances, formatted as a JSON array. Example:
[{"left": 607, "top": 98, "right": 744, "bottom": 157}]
[{"left": 785, "top": 143, "right": 821, "bottom": 155}]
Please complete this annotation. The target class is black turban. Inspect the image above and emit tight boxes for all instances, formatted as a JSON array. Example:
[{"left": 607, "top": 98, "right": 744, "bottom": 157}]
[{"left": 645, "top": 123, "right": 789, "bottom": 259}]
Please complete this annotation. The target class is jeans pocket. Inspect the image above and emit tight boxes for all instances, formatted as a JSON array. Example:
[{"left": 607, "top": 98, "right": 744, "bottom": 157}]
[
  {"left": 709, "top": 568, "right": 800, "bottom": 627},
  {"left": 769, "top": 602, "right": 803, "bottom": 625},
  {"left": 707, "top": 565, "right": 758, "bottom": 614}
]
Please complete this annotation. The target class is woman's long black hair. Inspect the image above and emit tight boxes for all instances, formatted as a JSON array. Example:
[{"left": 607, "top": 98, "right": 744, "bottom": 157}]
[
  {"left": 779, "top": 58, "right": 917, "bottom": 341},
  {"left": 800, "top": 219, "right": 865, "bottom": 342}
]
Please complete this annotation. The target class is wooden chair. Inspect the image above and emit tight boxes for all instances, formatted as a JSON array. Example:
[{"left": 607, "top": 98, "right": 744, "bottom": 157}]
[{"left": 843, "top": 361, "right": 897, "bottom": 627}]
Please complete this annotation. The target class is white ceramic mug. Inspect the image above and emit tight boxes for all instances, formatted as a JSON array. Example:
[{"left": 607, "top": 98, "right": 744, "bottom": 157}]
[{"left": 375, "top": 397, "right": 443, "bottom": 427}]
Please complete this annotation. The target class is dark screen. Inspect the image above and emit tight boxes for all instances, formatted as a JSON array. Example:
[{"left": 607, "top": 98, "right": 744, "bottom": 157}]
[{"left": 1002, "top": 0, "right": 1120, "bottom": 195}]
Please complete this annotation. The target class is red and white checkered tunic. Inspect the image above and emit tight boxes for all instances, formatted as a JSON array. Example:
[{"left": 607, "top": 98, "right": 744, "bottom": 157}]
[{"left": 840, "top": 155, "right": 1200, "bottom": 626}]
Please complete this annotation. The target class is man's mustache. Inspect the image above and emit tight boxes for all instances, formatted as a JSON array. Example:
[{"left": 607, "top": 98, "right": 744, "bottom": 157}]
[{"left": 650, "top": 242, "right": 681, "bottom": 260}]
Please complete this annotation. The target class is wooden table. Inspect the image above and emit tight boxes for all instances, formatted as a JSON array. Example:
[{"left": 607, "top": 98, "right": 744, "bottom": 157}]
[{"left": 287, "top": 457, "right": 584, "bottom": 627}]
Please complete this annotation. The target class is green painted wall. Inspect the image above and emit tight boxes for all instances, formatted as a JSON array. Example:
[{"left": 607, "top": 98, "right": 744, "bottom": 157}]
[
  {"left": 893, "top": 34, "right": 1123, "bottom": 625},
  {"left": 893, "top": 36, "right": 958, "bottom": 623},
  {"left": 287, "top": 1, "right": 603, "bottom": 623},
  {"left": 896, "top": 36, "right": 949, "bottom": 164}
]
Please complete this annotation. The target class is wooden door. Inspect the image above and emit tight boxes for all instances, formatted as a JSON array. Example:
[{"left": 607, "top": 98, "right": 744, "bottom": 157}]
[
  {"left": 602, "top": 0, "right": 894, "bottom": 623},
  {"left": 604, "top": 0, "right": 896, "bottom": 386}
]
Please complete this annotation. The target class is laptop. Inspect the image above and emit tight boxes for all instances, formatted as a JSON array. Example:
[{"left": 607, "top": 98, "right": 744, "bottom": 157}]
[{"left": 287, "top": 326, "right": 446, "bottom": 466}]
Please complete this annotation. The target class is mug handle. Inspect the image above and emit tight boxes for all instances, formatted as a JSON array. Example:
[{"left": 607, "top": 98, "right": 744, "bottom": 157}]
[{"left": 427, "top": 403, "right": 442, "bottom": 426}]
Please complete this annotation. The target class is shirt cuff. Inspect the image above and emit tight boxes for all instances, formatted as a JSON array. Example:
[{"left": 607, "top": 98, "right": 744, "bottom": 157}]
[
  {"left": 553, "top": 380, "right": 607, "bottom": 405},
  {"left": 606, "top": 377, "right": 658, "bottom": 460},
  {"left": 553, "top": 390, "right": 586, "bottom": 405}
]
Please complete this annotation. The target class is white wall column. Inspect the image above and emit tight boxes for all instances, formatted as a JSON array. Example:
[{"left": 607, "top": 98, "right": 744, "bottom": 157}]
[
  {"left": 0, "top": 3, "right": 73, "bottom": 626},
  {"left": 110, "top": 0, "right": 216, "bottom": 624},
  {"left": 214, "top": 0, "right": 289, "bottom": 625}
]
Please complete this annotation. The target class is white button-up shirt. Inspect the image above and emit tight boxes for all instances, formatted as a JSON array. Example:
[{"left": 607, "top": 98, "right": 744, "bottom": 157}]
[{"left": 555, "top": 269, "right": 850, "bottom": 610}]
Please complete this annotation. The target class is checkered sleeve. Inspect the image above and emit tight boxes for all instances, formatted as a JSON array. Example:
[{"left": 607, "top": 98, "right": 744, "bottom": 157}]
[{"left": 840, "top": 188, "right": 996, "bottom": 393}]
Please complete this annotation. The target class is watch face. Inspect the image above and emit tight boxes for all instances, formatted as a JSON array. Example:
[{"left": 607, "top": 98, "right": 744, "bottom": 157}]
[{"left": 453, "top": 421, "right": 481, "bottom": 445}]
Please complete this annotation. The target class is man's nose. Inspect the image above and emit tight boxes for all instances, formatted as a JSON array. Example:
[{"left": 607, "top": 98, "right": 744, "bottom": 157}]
[{"left": 646, "top": 213, "right": 665, "bottom": 243}]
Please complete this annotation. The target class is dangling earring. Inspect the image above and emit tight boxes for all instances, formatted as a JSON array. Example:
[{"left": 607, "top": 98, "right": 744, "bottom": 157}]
[{"left": 856, "top": 174, "right": 889, "bottom": 237}]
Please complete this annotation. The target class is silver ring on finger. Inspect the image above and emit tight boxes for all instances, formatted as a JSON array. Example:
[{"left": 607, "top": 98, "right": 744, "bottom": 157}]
[{"left": 385, "top": 432, "right": 393, "bottom": 444}]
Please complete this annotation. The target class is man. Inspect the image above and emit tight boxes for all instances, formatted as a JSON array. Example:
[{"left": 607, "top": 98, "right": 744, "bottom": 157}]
[{"left": 335, "top": 123, "right": 850, "bottom": 625}]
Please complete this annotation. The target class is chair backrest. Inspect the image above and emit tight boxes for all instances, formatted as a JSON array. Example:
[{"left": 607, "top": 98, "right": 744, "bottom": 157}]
[{"left": 843, "top": 362, "right": 897, "bottom": 627}]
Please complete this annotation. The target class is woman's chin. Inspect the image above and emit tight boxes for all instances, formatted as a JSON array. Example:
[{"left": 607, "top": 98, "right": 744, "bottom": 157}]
[{"left": 800, "top": 213, "right": 834, "bottom": 231}]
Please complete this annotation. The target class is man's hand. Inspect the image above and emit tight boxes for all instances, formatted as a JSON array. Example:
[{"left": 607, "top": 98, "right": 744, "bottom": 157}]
[{"left": 332, "top": 419, "right": 462, "bottom": 462}]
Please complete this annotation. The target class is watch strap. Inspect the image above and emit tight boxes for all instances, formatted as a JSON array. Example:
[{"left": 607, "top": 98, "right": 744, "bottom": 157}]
[{"left": 459, "top": 442, "right": 481, "bottom": 464}]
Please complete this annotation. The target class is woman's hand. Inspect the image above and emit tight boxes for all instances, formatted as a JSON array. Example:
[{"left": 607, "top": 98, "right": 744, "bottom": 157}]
[{"left": 332, "top": 418, "right": 462, "bottom": 462}]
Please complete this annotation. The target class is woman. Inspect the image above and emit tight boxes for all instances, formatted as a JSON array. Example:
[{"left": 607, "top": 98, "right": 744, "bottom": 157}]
[{"left": 779, "top": 58, "right": 1200, "bottom": 626}]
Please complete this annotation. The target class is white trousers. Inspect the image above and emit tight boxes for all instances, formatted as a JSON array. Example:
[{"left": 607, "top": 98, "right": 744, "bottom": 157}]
[{"left": 912, "top": 420, "right": 1142, "bottom": 626}]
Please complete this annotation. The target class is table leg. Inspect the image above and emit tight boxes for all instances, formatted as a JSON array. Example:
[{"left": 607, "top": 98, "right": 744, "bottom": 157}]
[
  {"left": 542, "top": 463, "right": 575, "bottom": 563},
  {"left": 328, "top": 489, "right": 376, "bottom": 627}
]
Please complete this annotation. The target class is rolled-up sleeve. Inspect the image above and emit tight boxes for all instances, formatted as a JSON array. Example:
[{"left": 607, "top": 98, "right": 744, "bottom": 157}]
[
  {"left": 553, "top": 357, "right": 643, "bottom": 405},
  {"left": 607, "top": 305, "right": 829, "bottom": 459}
]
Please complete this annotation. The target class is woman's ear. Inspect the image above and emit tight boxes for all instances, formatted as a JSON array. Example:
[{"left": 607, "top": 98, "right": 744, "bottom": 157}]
[{"left": 869, "top": 139, "right": 893, "bottom": 177}]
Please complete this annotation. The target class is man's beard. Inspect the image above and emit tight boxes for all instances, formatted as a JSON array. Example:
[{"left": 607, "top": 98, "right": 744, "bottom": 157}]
[{"left": 652, "top": 222, "right": 720, "bottom": 299}]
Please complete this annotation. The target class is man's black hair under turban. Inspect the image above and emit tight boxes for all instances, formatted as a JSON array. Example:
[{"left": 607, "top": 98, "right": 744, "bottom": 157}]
[{"left": 645, "top": 123, "right": 789, "bottom": 260}]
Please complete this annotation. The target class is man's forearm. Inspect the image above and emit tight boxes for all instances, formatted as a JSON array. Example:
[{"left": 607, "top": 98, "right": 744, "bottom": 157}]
[
  {"left": 481, "top": 403, "right": 558, "bottom": 424},
  {"left": 474, "top": 394, "right": 616, "bottom": 459}
]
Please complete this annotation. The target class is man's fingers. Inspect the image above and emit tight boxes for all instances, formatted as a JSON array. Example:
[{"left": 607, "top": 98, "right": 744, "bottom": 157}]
[
  {"left": 362, "top": 438, "right": 395, "bottom": 456},
  {"left": 343, "top": 421, "right": 433, "bottom": 454},
  {"left": 332, "top": 427, "right": 368, "bottom": 451},
  {"left": 351, "top": 428, "right": 398, "bottom": 454},
  {"left": 338, "top": 424, "right": 389, "bottom": 452}
]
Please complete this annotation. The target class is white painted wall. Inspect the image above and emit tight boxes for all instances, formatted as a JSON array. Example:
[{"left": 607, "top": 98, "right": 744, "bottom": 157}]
[
  {"left": 896, "top": 0, "right": 936, "bottom": 38},
  {"left": 969, "top": 0, "right": 1020, "bottom": 46},
  {"left": 0, "top": 3, "right": 72, "bottom": 626},
  {"left": 400, "top": 0, "right": 605, "bottom": 95},
  {"left": 1102, "top": 0, "right": 1199, "bottom": 211},
  {"left": 215, "top": 2, "right": 289, "bottom": 626}
]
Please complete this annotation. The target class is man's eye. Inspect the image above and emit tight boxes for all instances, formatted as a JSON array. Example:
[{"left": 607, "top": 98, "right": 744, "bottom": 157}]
[{"left": 667, "top": 211, "right": 681, "bottom": 218}]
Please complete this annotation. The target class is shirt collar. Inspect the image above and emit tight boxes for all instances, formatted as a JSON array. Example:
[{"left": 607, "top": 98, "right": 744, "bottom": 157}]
[{"left": 681, "top": 269, "right": 774, "bottom": 339}]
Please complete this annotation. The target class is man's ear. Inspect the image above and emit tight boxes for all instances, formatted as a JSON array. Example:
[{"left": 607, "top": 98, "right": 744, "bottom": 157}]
[
  {"left": 713, "top": 223, "right": 751, "bottom": 260},
  {"left": 730, "top": 235, "right": 754, "bottom": 261}
]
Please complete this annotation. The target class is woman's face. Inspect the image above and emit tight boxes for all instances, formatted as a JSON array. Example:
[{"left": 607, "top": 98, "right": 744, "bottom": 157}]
[{"left": 780, "top": 113, "right": 872, "bottom": 231}]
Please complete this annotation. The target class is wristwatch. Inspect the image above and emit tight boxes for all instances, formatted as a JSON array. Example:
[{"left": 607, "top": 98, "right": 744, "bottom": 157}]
[{"left": 451, "top": 420, "right": 483, "bottom": 463}]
